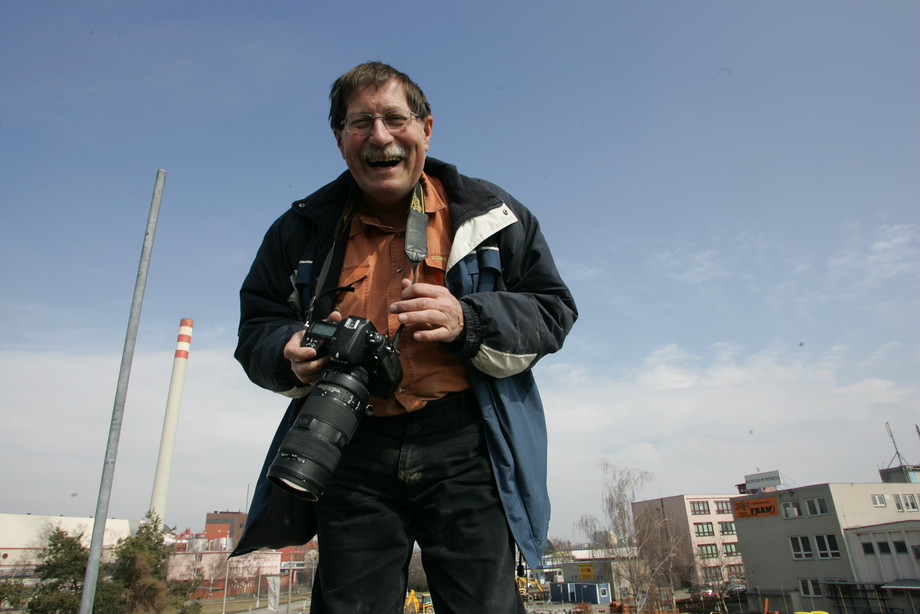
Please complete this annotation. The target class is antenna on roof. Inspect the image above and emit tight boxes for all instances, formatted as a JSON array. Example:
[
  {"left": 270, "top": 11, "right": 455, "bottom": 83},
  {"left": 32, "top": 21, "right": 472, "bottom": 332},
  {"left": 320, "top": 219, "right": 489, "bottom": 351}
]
[{"left": 886, "top": 422, "right": 912, "bottom": 468}]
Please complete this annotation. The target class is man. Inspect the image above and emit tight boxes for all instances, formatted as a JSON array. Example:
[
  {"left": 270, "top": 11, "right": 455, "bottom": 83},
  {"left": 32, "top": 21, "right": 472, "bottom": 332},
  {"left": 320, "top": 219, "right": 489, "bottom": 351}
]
[{"left": 232, "top": 62, "right": 577, "bottom": 614}]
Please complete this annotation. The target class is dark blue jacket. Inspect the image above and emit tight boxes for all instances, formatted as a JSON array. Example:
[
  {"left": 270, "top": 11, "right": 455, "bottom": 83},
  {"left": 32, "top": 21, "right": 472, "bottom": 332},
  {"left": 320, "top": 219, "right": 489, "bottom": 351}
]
[{"left": 232, "top": 158, "right": 577, "bottom": 567}]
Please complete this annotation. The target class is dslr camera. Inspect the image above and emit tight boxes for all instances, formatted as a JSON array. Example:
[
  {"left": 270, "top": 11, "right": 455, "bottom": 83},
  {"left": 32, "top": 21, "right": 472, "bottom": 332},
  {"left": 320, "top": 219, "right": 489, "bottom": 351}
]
[{"left": 266, "top": 316, "right": 402, "bottom": 501}]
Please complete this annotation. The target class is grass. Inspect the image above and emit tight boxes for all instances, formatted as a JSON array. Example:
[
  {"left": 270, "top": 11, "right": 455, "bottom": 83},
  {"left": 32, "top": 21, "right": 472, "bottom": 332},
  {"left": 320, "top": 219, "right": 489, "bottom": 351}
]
[{"left": 195, "top": 594, "right": 310, "bottom": 614}]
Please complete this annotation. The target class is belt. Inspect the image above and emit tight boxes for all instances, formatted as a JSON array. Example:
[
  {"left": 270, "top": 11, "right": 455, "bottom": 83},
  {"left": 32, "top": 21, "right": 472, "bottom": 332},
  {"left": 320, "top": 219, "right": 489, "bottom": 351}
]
[{"left": 421, "top": 389, "right": 474, "bottom": 413}]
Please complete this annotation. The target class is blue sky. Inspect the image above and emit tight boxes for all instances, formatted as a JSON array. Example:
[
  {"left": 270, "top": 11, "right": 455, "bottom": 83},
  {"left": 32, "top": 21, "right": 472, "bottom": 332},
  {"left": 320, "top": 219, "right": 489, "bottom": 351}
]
[{"left": 1, "top": 1, "right": 918, "bottom": 541}]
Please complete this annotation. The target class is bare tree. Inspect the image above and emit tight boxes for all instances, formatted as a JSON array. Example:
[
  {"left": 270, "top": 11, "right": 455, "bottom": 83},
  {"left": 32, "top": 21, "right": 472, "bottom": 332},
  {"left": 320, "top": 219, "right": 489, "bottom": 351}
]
[
  {"left": 577, "top": 462, "right": 684, "bottom": 611},
  {"left": 546, "top": 537, "right": 573, "bottom": 556},
  {"left": 694, "top": 545, "right": 746, "bottom": 613}
]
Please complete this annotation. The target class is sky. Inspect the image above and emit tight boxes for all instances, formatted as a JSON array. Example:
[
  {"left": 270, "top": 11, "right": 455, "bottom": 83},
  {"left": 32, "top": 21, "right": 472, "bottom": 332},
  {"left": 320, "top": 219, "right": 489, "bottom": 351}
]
[{"left": 1, "top": 1, "right": 918, "bottom": 543}]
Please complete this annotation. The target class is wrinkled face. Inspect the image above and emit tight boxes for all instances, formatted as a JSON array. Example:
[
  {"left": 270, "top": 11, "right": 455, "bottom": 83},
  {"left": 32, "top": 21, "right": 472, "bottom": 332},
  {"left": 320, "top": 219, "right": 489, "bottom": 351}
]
[{"left": 334, "top": 79, "right": 432, "bottom": 213}]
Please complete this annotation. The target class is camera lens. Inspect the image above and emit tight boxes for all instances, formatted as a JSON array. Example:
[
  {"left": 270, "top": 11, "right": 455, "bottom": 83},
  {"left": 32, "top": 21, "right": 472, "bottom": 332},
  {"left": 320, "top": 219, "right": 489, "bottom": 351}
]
[{"left": 266, "top": 368, "right": 370, "bottom": 500}]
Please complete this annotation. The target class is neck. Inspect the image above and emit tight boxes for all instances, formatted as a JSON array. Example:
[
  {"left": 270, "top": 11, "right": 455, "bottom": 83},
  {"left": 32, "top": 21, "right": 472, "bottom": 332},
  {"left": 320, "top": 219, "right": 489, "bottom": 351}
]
[{"left": 360, "top": 198, "right": 409, "bottom": 229}]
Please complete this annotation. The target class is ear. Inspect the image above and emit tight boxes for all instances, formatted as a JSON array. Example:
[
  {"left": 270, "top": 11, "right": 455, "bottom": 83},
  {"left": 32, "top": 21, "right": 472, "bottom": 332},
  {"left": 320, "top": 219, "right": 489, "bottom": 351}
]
[
  {"left": 334, "top": 129, "right": 346, "bottom": 159},
  {"left": 421, "top": 116, "right": 433, "bottom": 151}
]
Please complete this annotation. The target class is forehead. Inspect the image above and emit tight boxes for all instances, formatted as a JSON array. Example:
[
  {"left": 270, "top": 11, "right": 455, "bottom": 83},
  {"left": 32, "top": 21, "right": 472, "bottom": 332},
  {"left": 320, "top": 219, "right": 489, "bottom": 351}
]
[{"left": 345, "top": 79, "right": 409, "bottom": 112}]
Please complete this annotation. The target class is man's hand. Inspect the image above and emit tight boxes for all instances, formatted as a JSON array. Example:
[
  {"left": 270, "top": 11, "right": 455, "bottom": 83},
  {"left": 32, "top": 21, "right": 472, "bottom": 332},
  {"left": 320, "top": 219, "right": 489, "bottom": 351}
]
[
  {"left": 283, "top": 311, "right": 343, "bottom": 384},
  {"left": 389, "top": 279, "right": 464, "bottom": 343}
]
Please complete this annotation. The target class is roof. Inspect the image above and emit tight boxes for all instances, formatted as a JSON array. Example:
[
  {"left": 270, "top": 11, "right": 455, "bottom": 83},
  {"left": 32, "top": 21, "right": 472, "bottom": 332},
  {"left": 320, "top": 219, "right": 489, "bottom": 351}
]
[{"left": 882, "top": 579, "right": 920, "bottom": 591}]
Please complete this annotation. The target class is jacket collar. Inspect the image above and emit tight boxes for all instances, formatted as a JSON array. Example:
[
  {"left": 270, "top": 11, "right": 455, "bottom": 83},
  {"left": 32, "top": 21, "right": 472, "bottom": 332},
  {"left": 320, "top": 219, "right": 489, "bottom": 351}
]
[{"left": 289, "top": 158, "right": 504, "bottom": 232}]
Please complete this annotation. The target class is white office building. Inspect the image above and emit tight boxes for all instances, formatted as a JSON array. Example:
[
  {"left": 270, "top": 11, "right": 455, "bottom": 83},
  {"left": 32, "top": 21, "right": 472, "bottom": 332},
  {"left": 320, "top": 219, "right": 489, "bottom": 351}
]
[
  {"left": 733, "top": 481, "right": 920, "bottom": 613},
  {"left": 632, "top": 493, "right": 746, "bottom": 588}
]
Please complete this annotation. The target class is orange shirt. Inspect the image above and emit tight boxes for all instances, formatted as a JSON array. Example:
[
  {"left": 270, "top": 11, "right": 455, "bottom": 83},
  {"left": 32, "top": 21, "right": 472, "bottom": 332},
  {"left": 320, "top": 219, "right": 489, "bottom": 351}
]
[{"left": 334, "top": 174, "right": 470, "bottom": 416}]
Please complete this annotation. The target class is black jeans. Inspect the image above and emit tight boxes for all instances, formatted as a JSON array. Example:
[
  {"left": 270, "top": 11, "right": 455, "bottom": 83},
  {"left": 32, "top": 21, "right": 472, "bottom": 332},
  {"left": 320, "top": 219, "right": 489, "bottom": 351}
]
[{"left": 310, "top": 392, "right": 525, "bottom": 614}]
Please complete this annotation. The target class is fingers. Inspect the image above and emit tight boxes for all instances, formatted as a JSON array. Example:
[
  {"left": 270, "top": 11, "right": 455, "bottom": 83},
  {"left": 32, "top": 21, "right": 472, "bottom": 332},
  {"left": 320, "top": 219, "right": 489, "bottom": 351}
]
[
  {"left": 283, "top": 330, "right": 312, "bottom": 363},
  {"left": 390, "top": 281, "right": 464, "bottom": 343},
  {"left": 284, "top": 312, "right": 343, "bottom": 384}
]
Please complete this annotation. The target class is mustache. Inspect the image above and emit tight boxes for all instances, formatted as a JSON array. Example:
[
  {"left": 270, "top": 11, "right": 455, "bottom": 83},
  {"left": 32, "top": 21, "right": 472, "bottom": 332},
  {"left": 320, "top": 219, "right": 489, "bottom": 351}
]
[{"left": 361, "top": 143, "right": 407, "bottom": 162}]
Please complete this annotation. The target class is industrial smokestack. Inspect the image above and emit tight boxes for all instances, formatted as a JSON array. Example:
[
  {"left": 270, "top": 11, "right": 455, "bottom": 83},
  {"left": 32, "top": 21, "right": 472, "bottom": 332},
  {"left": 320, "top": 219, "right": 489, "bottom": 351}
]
[{"left": 149, "top": 318, "right": 194, "bottom": 525}]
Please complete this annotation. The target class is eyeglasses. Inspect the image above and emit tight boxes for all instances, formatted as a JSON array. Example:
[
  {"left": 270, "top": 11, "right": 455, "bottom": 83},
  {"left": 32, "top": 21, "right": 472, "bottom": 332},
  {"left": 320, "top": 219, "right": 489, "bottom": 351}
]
[{"left": 340, "top": 109, "right": 424, "bottom": 135}]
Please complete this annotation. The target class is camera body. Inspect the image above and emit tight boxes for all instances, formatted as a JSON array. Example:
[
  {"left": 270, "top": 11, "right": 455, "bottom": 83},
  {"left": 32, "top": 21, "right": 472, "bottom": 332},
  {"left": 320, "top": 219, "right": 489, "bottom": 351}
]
[
  {"left": 266, "top": 316, "right": 402, "bottom": 500},
  {"left": 301, "top": 316, "right": 402, "bottom": 399}
]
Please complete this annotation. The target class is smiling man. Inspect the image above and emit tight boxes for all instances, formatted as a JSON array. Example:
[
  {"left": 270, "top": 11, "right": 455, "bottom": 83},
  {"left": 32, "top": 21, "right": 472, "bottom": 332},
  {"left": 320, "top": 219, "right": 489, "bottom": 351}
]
[
  {"left": 333, "top": 78, "right": 432, "bottom": 223},
  {"left": 232, "top": 62, "right": 577, "bottom": 614}
]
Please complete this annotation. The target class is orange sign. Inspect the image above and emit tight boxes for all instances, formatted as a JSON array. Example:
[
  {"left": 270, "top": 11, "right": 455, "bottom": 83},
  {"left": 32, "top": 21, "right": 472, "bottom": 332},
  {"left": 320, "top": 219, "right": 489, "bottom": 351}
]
[
  {"left": 733, "top": 496, "right": 778, "bottom": 518},
  {"left": 578, "top": 564, "right": 595, "bottom": 580}
]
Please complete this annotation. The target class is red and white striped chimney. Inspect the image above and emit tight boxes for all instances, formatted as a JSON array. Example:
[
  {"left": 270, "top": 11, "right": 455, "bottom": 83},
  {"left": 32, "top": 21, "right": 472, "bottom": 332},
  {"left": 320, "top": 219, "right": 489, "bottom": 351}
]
[{"left": 149, "top": 318, "right": 194, "bottom": 525}]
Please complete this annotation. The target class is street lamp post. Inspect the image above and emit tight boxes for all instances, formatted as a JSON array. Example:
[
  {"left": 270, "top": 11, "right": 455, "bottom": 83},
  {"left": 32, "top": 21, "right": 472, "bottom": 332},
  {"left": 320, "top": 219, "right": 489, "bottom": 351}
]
[
  {"left": 256, "top": 566, "right": 261, "bottom": 608},
  {"left": 221, "top": 558, "right": 231, "bottom": 614},
  {"left": 286, "top": 564, "right": 293, "bottom": 614}
]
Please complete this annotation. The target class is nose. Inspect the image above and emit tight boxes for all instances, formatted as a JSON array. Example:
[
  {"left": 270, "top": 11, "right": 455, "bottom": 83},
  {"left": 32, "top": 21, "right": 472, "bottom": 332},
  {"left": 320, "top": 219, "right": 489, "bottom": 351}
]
[{"left": 367, "top": 117, "right": 394, "bottom": 145}]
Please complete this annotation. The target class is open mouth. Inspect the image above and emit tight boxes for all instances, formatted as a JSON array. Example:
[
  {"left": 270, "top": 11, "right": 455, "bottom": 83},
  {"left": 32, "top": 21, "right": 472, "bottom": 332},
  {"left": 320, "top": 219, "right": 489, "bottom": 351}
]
[
  {"left": 363, "top": 144, "right": 406, "bottom": 169},
  {"left": 368, "top": 158, "right": 402, "bottom": 169}
]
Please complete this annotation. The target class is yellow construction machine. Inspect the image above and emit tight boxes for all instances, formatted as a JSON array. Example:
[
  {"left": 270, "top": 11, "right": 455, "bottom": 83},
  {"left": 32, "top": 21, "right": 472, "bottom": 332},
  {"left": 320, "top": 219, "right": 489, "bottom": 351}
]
[
  {"left": 516, "top": 576, "right": 548, "bottom": 601},
  {"left": 404, "top": 589, "right": 435, "bottom": 613}
]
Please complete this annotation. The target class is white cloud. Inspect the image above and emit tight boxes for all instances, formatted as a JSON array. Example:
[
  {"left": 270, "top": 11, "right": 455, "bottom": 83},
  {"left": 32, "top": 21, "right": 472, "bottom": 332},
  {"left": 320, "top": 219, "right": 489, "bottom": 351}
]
[
  {"left": 826, "top": 223, "right": 920, "bottom": 299},
  {"left": 537, "top": 342, "right": 919, "bottom": 541},
  {"left": 3, "top": 333, "right": 918, "bottom": 544},
  {"left": 646, "top": 246, "right": 729, "bottom": 285},
  {"left": 0, "top": 347, "right": 281, "bottom": 532},
  {"left": 858, "top": 342, "right": 902, "bottom": 368}
]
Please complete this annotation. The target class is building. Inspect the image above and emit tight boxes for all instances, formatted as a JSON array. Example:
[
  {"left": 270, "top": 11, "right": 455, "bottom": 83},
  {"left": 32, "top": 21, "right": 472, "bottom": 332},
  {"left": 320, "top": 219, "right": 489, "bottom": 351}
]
[
  {"left": 733, "top": 480, "right": 920, "bottom": 613},
  {"left": 168, "top": 549, "right": 282, "bottom": 599},
  {"left": 551, "top": 550, "right": 630, "bottom": 606},
  {"left": 0, "top": 513, "right": 137, "bottom": 579},
  {"left": 1, "top": 509, "right": 318, "bottom": 604},
  {"left": 880, "top": 464, "right": 920, "bottom": 485},
  {"left": 632, "top": 493, "right": 745, "bottom": 588},
  {"left": 168, "top": 527, "right": 317, "bottom": 601},
  {"left": 204, "top": 510, "right": 247, "bottom": 544}
]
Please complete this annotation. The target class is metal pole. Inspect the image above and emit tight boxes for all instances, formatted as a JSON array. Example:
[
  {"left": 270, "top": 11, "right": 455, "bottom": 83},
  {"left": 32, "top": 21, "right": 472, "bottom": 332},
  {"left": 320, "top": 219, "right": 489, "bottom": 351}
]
[
  {"left": 256, "top": 566, "right": 261, "bottom": 608},
  {"left": 222, "top": 557, "right": 231, "bottom": 614},
  {"left": 287, "top": 566, "right": 292, "bottom": 613},
  {"left": 79, "top": 169, "right": 166, "bottom": 614}
]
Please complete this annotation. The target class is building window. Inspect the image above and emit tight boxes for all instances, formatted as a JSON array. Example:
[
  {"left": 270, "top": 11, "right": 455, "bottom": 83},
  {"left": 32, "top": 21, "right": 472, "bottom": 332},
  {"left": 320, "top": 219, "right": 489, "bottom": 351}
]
[
  {"left": 871, "top": 494, "right": 887, "bottom": 507},
  {"left": 698, "top": 544, "right": 719, "bottom": 559},
  {"left": 815, "top": 534, "right": 840, "bottom": 559},
  {"left": 800, "top": 578, "right": 822, "bottom": 597},
  {"left": 905, "top": 494, "right": 918, "bottom": 511},
  {"left": 862, "top": 542, "right": 875, "bottom": 555},
  {"left": 894, "top": 541, "right": 908, "bottom": 554},
  {"left": 695, "top": 522, "right": 715, "bottom": 537},
  {"left": 782, "top": 501, "right": 802, "bottom": 518},
  {"left": 912, "top": 545, "right": 920, "bottom": 560},
  {"left": 726, "top": 564, "right": 744, "bottom": 579},
  {"left": 723, "top": 542, "right": 740, "bottom": 557},
  {"left": 701, "top": 565, "right": 723, "bottom": 582},
  {"left": 895, "top": 494, "right": 904, "bottom": 511},
  {"left": 691, "top": 501, "right": 711, "bottom": 515},
  {"left": 790, "top": 536, "right": 814, "bottom": 560},
  {"left": 715, "top": 500, "right": 733, "bottom": 514},
  {"left": 878, "top": 541, "right": 892, "bottom": 554},
  {"left": 719, "top": 521, "right": 736, "bottom": 535},
  {"left": 806, "top": 497, "right": 829, "bottom": 516}
]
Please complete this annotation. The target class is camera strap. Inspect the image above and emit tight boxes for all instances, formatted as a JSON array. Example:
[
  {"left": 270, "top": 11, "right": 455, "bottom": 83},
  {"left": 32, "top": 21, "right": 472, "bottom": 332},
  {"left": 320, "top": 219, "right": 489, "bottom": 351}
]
[
  {"left": 404, "top": 181, "right": 429, "bottom": 275},
  {"left": 305, "top": 182, "right": 429, "bottom": 327}
]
